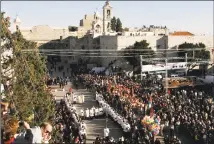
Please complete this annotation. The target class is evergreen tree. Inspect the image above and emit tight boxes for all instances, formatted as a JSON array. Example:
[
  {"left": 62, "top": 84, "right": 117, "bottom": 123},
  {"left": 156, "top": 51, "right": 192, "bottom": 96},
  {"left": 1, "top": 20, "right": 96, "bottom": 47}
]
[
  {"left": 116, "top": 18, "right": 122, "bottom": 32},
  {"left": 1, "top": 12, "right": 55, "bottom": 125},
  {"left": 110, "top": 17, "right": 117, "bottom": 31},
  {"left": 123, "top": 40, "right": 155, "bottom": 69}
]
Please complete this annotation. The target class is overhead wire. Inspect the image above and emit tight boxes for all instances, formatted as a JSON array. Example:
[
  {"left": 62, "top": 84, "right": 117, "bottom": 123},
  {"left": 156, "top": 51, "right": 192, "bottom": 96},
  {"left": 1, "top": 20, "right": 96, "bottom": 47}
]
[{"left": 21, "top": 47, "right": 213, "bottom": 52}]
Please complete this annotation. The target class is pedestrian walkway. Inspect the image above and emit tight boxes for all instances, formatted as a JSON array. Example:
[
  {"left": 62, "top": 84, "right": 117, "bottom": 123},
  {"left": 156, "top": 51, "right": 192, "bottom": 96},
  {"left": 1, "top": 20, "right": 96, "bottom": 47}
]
[
  {"left": 50, "top": 82, "right": 123, "bottom": 143},
  {"left": 50, "top": 82, "right": 71, "bottom": 102},
  {"left": 72, "top": 87, "right": 123, "bottom": 143}
]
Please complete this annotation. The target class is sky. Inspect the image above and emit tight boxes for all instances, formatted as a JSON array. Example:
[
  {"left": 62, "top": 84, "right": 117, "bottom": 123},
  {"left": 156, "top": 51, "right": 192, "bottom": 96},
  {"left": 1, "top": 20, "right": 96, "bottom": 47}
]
[{"left": 2, "top": 1, "right": 214, "bottom": 35}]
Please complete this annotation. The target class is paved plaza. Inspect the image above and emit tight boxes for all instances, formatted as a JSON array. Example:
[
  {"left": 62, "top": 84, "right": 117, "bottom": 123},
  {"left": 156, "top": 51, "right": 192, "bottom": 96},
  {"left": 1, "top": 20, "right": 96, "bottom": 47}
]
[{"left": 51, "top": 82, "right": 123, "bottom": 143}]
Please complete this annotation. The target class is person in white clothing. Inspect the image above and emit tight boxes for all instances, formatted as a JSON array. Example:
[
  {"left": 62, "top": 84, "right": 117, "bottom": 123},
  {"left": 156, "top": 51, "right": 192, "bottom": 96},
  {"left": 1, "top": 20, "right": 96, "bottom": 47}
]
[
  {"left": 80, "top": 109, "right": 84, "bottom": 120},
  {"left": 124, "top": 123, "right": 130, "bottom": 132},
  {"left": 77, "top": 95, "right": 82, "bottom": 104},
  {"left": 121, "top": 136, "right": 124, "bottom": 142},
  {"left": 72, "top": 106, "right": 76, "bottom": 112},
  {"left": 95, "top": 108, "right": 99, "bottom": 118},
  {"left": 73, "top": 94, "right": 77, "bottom": 104},
  {"left": 90, "top": 108, "right": 94, "bottom": 119},
  {"left": 85, "top": 108, "right": 89, "bottom": 120},
  {"left": 82, "top": 95, "right": 85, "bottom": 103},
  {"left": 99, "top": 107, "right": 104, "bottom": 116},
  {"left": 95, "top": 91, "right": 98, "bottom": 101},
  {"left": 104, "top": 128, "right": 110, "bottom": 138},
  {"left": 92, "top": 106, "right": 96, "bottom": 117},
  {"left": 79, "top": 128, "right": 86, "bottom": 143}
]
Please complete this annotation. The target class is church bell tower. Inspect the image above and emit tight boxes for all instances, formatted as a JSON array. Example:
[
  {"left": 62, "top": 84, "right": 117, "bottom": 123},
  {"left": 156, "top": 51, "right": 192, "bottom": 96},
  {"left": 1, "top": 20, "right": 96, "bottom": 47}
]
[
  {"left": 103, "top": 0, "right": 112, "bottom": 35},
  {"left": 14, "top": 15, "right": 22, "bottom": 32}
]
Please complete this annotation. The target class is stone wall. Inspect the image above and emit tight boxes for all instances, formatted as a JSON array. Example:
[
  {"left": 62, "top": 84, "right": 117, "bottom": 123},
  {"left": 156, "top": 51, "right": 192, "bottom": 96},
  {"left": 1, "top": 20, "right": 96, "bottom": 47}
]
[
  {"left": 116, "top": 35, "right": 165, "bottom": 51},
  {"left": 21, "top": 25, "right": 78, "bottom": 45},
  {"left": 98, "top": 35, "right": 214, "bottom": 67},
  {"left": 168, "top": 36, "right": 213, "bottom": 49},
  {"left": 99, "top": 36, "right": 117, "bottom": 66},
  {"left": 168, "top": 36, "right": 214, "bottom": 62}
]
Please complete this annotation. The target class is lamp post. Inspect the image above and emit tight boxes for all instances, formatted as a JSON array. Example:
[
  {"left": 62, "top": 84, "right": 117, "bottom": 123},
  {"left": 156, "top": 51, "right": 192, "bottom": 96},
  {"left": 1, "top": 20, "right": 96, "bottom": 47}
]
[
  {"left": 185, "top": 53, "right": 188, "bottom": 76},
  {"left": 212, "top": 49, "right": 214, "bottom": 97},
  {"left": 165, "top": 58, "right": 168, "bottom": 96},
  {"left": 140, "top": 55, "right": 143, "bottom": 81},
  {"left": 105, "top": 113, "right": 108, "bottom": 128}
]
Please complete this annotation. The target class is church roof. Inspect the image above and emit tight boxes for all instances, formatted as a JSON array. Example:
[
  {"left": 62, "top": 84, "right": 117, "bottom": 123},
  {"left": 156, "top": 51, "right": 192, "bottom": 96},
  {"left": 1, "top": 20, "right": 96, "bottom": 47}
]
[
  {"left": 14, "top": 15, "right": 21, "bottom": 23},
  {"left": 94, "top": 9, "right": 100, "bottom": 18},
  {"left": 170, "top": 31, "right": 194, "bottom": 36}
]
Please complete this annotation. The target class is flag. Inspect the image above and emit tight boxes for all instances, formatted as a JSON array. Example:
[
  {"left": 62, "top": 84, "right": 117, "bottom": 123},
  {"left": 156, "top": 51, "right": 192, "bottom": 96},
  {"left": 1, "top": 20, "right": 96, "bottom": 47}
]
[
  {"left": 168, "top": 90, "right": 171, "bottom": 95},
  {"left": 150, "top": 107, "right": 154, "bottom": 117},
  {"left": 149, "top": 96, "right": 153, "bottom": 103},
  {"left": 131, "top": 86, "right": 134, "bottom": 96}
]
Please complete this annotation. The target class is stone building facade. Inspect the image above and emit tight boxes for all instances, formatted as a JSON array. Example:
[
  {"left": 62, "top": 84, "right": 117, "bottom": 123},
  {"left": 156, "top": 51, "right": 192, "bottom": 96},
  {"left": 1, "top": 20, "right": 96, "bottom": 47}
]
[{"left": 98, "top": 34, "right": 214, "bottom": 66}]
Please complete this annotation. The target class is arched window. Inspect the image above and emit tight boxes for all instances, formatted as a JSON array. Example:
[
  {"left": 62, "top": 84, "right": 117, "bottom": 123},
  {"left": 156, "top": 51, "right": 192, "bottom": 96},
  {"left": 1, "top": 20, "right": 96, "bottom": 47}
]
[{"left": 107, "top": 10, "right": 111, "bottom": 18}]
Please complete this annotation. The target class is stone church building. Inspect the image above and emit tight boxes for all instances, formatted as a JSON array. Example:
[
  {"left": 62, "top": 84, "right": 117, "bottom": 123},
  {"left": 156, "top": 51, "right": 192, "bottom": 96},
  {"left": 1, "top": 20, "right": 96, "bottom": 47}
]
[{"left": 14, "top": 0, "right": 115, "bottom": 46}]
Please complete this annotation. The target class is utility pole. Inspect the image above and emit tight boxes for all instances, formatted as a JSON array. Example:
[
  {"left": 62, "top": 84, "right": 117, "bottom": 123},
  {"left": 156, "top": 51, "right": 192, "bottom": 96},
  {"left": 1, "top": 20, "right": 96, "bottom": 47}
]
[
  {"left": 185, "top": 53, "right": 188, "bottom": 76},
  {"left": 140, "top": 55, "right": 143, "bottom": 81},
  {"left": 105, "top": 112, "right": 108, "bottom": 128},
  {"left": 193, "top": 50, "right": 195, "bottom": 59},
  {"left": 212, "top": 49, "right": 214, "bottom": 97},
  {"left": 165, "top": 58, "right": 168, "bottom": 96}
]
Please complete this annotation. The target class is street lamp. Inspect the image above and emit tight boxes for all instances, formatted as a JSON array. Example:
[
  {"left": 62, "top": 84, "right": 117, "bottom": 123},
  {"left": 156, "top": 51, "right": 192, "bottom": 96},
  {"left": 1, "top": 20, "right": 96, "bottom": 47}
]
[
  {"left": 105, "top": 113, "right": 108, "bottom": 128},
  {"left": 185, "top": 53, "right": 188, "bottom": 76},
  {"left": 140, "top": 55, "right": 143, "bottom": 81},
  {"left": 165, "top": 59, "right": 168, "bottom": 96}
]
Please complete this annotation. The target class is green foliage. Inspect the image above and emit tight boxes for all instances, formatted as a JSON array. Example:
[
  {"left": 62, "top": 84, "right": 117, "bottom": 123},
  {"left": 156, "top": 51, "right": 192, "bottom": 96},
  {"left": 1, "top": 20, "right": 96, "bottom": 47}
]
[
  {"left": 178, "top": 42, "right": 210, "bottom": 60},
  {"left": 123, "top": 40, "right": 155, "bottom": 67},
  {"left": 1, "top": 12, "right": 55, "bottom": 126},
  {"left": 116, "top": 18, "right": 122, "bottom": 32},
  {"left": 110, "top": 17, "right": 123, "bottom": 32},
  {"left": 110, "top": 17, "right": 117, "bottom": 31},
  {"left": 123, "top": 27, "right": 129, "bottom": 32}
]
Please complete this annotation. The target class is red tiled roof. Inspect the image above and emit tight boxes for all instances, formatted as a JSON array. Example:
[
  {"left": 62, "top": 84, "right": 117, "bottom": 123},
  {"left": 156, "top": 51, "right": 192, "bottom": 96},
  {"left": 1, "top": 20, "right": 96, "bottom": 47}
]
[{"left": 170, "top": 31, "right": 194, "bottom": 36}]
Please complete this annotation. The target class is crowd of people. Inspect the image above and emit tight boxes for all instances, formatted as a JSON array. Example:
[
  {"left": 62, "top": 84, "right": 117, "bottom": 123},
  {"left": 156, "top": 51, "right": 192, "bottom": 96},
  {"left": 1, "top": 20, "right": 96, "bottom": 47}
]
[
  {"left": 80, "top": 106, "right": 105, "bottom": 120},
  {"left": 46, "top": 76, "right": 70, "bottom": 88},
  {"left": 52, "top": 98, "right": 88, "bottom": 144},
  {"left": 1, "top": 103, "right": 54, "bottom": 144},
  {"left": 2, "top": 66, "right": 214, "bottom": 144},
  {"left": 77, "top": 73, "right": 214, "bottom": 144}
]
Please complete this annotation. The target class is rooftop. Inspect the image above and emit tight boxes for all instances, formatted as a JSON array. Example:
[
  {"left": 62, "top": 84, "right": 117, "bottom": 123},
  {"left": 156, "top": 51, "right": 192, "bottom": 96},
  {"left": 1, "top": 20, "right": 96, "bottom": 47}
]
[{"left": 170, "top": 31, "right": 194, "bottom": 36}]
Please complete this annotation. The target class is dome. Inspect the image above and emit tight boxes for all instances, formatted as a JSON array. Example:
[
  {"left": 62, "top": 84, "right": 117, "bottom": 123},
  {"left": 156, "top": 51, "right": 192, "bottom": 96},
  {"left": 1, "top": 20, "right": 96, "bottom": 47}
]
[{"left": 14, "top": 15, "right": 21, "bottom": 23}]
